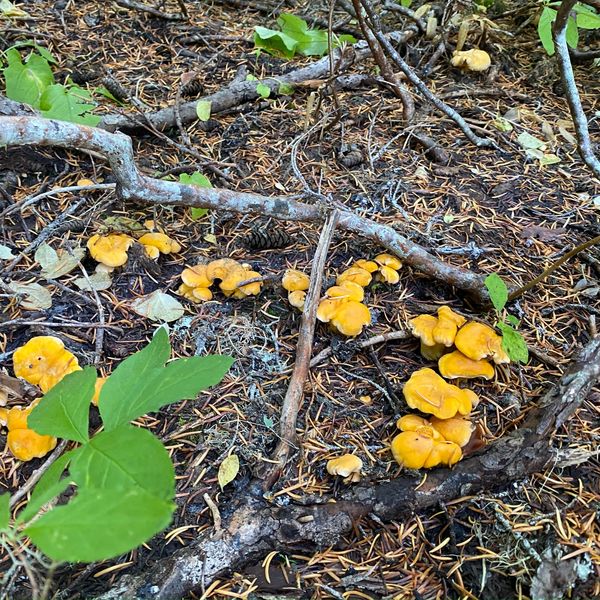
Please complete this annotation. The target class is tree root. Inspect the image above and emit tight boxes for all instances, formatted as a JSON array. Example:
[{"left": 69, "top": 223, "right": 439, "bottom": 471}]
[
  {"left": 0, "top": 116, "right": 488, "bottom": 302},
  {"left": 95, "top": 336, "right": 600, "bottom": 599}
]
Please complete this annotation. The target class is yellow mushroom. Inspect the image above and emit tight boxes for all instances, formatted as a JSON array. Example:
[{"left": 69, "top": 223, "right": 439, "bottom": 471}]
[
  {"left": 451, "top": 48, "right": 491, "bottom": 72},
  {"left": 138, "top": 232, "right": 182, "bottom": 255},
  {"left": 13, "top": 336, "right": 81, "bottom": 393},
  {"left": 397, "top": 414, "right": 443, "bottom": 440},
  {"left": 87, "top": 233, "right": 134, "bottom": 268},
  {"left": 391, "top": 427, "right": 436, "bottom": 469},
  {"left": 432, "top": 306, "right": 467, "bottom": 347},
  {"left": 336, "top": 266, "right": 372, "bottom": 288},
  {"left": 282, "top": 269, "right": 310, "bottom": 292},
  {"left": 374, "top": 253, "right": 402, "bottom": 270},
  {"left": 5, "top": 403, "right": 57, "bottom": 462},
  {"left": 326, "top": 454, "right": 363, "bottom": 483},
  {"left": 91, "top": 376, "right": 107, "bottom": 406},
  {"left": 438, "top": 350, "right": 494, "bottom": 380},
  {"left": 422, "top": 440, "right": 462, "bottom": 468},
  {"left": 454, "top": 322, "right": 510, "bottom": 365},
  {"left": 181, "top": 264, "right": 212, "bottom": 289},
  {"left": 402, "top": 368, "right": 477, "bottom": 419},
  {"left": 288, "top": 290, "right": 306, "bottom": 310},
  {"left": 221, "top": 268, "right": 262, "bottom": 299},
  {"left": 430, "top": 416, "right": 474, "bottom": 448},
  {"left": 354, "top": 259, "right": 379, "bottom": 273},
  {"left": 326, "top": 281, "right": 365, "bottom": 303},
  {"left": 408, "top": 314, "right": 447, "bottom": 361},
  {"left": 330, "top": 300, "right": 371, "bottom": 337}
]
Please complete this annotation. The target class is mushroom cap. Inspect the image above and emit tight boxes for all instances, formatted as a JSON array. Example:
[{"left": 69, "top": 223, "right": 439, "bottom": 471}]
[
  {"left": 192, "top": 287, "right": 213, "bottom": 302},
  {"left": 181, "top": 265, "right": 212, "bottom": 288},
  {"left": 220, "top": 268, "right": 262, "bottom": 298},
  {"left": 432, "top": 306, "right": 467, "bottom": 347},
  {"left": 354, "top": 259, "right": 379, "bottom": 273},
  {"left": 374, "top": 253, "right": 402, "bottom": 270},
  {"left": 288, "top": 290, "right": 306, "bottom": 310},
  {"left": 402, "top": 368, "right": 475, "bottom": 419},
  {"left": 7, "top": 428, "right": 57, "bottom": 461},
  {"left": 13, "top": 336, "right": 81, "bottom": 393},
  {"left": 451, "top": 49, "right": 491, "bottom": 72},
  {"left": 138, "top": 232, "right": 182, "bottom": 254},
  {"left": 430, "top": 416, "right": 474, "bottom": 448},
  {"left": 397, "top": 414, "right": 443, "bottom": 440},
  {"left": 420, "top": 340, "right": 446, "bottom": 361},
  {"left": 206, "top": 258, "right": 244, "bottom": 282},
  {"left": 377, "top": 265, "right": 401, "bottom": 284},
  {"left": 326, "top": 281, "right": 365, "bottom": 302},
  {"left": 391, "top": 428, "right": 435, "bottom": 469},
  {"left": 454, "top": 322, "right": 510, "bottom": 364},
  {"left": 409, "top": 314, "right": 438, "bottom": 347},
  {"left": 326, "top": 454, "right": 363, "bottom": 482},
  {"left": 422, "top": 440, "right": 462, "bottom": 468},
  {"left": 336, "top": 266, "right": 372, "bottom": 288},
  {"left": 330, "top": 301, "right": 371, "bottom": 337},
  {"left": 282, "top": 269, "right": 310, "bottom": 292},
  {"left": 91, "top": 376, "right": 107, "bottom": 406},
  {"left": 143, "top": 245, "right": 161, "bottom": 260},
  {"left": 438, "top": 350, "right": 494, "bottom": 380},
  {"left": 178, "top": 283, "right": 196, "bottom": 301},
  {"left": 87, "top": 233, "right": 134, "bottom": 268},
  {"left": 317, "top": 298, "right": 342, "bottom": 323}
]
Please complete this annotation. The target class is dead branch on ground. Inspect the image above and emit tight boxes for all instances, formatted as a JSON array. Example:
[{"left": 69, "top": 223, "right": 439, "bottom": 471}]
[
  {"left": 553, "top": 0, "right": 600, "bottom": 178},
  {"left": 96, "top": 335, "right": 600, "bottom": 600},
  {"left": 0, "top": 116, "right": 489, "bottom": 302}
]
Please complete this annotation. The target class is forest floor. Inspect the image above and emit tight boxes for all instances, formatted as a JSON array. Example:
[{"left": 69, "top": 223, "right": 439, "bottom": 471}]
[{"left": 1, "top": 0, "right": 600, "bottom": 598}]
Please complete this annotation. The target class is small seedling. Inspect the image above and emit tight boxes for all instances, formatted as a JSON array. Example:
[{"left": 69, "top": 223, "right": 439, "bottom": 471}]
[{"left": 484, "top": 274, "right": 528, "bottom": 364}]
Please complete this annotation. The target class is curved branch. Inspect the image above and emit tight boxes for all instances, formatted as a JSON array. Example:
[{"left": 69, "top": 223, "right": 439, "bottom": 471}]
[
  {"left": 553, "top": 0, "right": 600, "bottom": 178},
  {"left": 0, "top": 116, "right": 487, "bottom": 301}
]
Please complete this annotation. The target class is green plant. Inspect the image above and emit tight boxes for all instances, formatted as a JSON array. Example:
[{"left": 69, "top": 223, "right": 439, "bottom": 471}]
[
  {"left": 1, "top": 45, "right": 101, "bottom": 125},
  {"left": 537, "top": 2, "right": 600, "bottom": 55},
  {"left": 179, "top": 171, "right": 212, "bottom": 220},
  {"left": 254, "top": 13, "right": 356, "bottom": 59},
  {"left": 0, "top": 329, "right": 232, "bottom": 563},
  {"left": 484, "top": 274, "right": 528, "bottom": 364}
]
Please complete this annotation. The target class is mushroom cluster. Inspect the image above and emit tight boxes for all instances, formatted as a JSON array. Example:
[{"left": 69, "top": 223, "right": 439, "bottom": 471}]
[
  {"left": 178, "top": 258, "right": 262, "bottom": 303},
  {"left": 282, "top": 269, "right": 310, "bottom": 310},
  {"left": 87, "top": 230, "right": 181, "bottom": 268},
  {"left": 391, "top": 307, "right": 510, "bottom": 470},
  {"left": 316, "top": 254, "right": 402, "bottom": 338}
]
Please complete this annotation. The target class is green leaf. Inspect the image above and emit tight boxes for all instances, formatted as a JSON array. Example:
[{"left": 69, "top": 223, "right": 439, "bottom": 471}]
[
  {"left": 576, "top": 8, "right": 600, "bottom": 29},
  {"left": 484, "top": 273, "right": 508, "bottom": 313},
  {"left": 256, "top": 83, "right": 271, "bottom": 98},
  {"left": 0, "top": 494, "right": 9, "bottom": 532},
  {"left": 497, "top": 322, "right": 529, "bottom": 364},
  {"left": 25, "top": 487, "right": 174, "bottom": 563},
  {"left": 39, "top": 83, "right": 100, "bottom": 125},
  {"left": 566, "top": 15, "right": 580, "bottom": 48},
  {"left": 29, "top": 368, "right": 96, "bottom": 443},
  {"left": 254, "top": 26, "right": 299, "bottom": 59},
  {"left": 506, "top": 314, "right": 520, "bottom": 327},
  {"left": 196, "top": 99, "right": 211, "bottom": 121},
  {"left": 179, "top": 172, "right": 211, "bottom": 220},
  {"left": 18, "top": 450, "right": 76, "bottom": 523},
  {"left": 538, "top": 6, "right": 557, "bottom": 55},
  {"left": 3, "top": 48, "right": 54, "bottom": 107},
  {"left": 99, "top": 329, "right": 233, "bottom": 431},
  {"left": 69, "top": 425, "right": 174, "bottom": 500},
  {"left": 277, "top": 82, "right": 294, "bottom": 95}
]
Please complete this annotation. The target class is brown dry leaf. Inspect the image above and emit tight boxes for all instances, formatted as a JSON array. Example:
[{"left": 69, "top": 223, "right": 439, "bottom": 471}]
[
  {"left": 520, "top": 225, "right": 567, "bottom": 243},
  {"left": 218, "top": 454, "right": 239, "bottom": 489}
]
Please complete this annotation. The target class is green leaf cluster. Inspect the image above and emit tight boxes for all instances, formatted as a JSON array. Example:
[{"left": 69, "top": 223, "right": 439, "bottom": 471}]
[
  {"left": 2, "top": 46, "right": 100, "bottom": 125},
  {"left": 538, "top": 2, "right": 600, "bottom": 56},
  {"left": 4, "top": 329, "right": 232, "bottom": 563},
  {"left": 484, "top": 274, "right": 528, "bottom": 364},
  {"left": 179, "top": 171, "right": 212, "bottom": 220},
  {"left": 254, "top": 14, "right": 356, "bottom": 59}
]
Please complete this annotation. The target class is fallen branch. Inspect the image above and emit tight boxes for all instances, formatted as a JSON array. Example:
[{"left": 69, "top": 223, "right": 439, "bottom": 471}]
[
  {"left": 98, "top": 336, "right": 600, "bottom": 599},
  {"left": 553, "top": 0, "right": 600, "bottom": 178},
  {"left": 262, "top": 212, "right": 339, "bottom": 487},
  {"left": 0, "top": 117, "right": 488, "bottom": 302}
]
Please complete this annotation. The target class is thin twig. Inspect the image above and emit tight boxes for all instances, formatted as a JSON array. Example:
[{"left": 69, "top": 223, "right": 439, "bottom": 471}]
[
  {"left": 553, "top": 0, "right": 600, "bottom": 178},
  {"left": 262, "top": 211, "right": 339, "bottom": 488}
]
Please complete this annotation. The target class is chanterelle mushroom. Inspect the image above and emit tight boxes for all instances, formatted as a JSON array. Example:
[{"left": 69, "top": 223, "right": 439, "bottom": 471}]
[
  {"left": 87, "top": 233, "right": 134, "bottom": 268},
  {"left": 450, "top": 48, "right": 491, "bottom": 72},
  {"left": 409, "top": 314, "right": 446, "bottom": 361},
  {"left": 432, "top": 306, "right": 467, "bottom": 347},
  {"left": 13, "top": 336, "right": 81, "bottom": 393},
  {"left": 138, "top": 232, "right": 182, "bottom": 257},
  {"left": 326, "top": 454, "right": 363, "bottom": 483},
  {"left": 454, "top": 322, "right": 510, "bottom": 365},
  {"left": 282, "top": 269, "right": 310, "bottom": 292},
  {"left": 438, "top": 350, "right": 494, "bottom": 380},
  {"left": 330, "top": 300, "right": 371, "bottom": 337},
  {"left": 336, "top": 266, "right": 372, "bottom": 288},
  {"left": 402, "top": 368, "right": 477, "bottom": 419},
  {"left": 374, "top": 253, "right": 402, "bottom": 284},
  {"left": 5, "top": 402, "right": 57, "bottom": 461}
]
